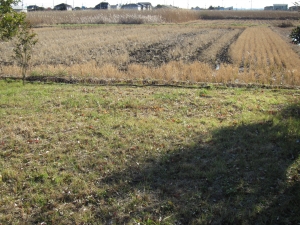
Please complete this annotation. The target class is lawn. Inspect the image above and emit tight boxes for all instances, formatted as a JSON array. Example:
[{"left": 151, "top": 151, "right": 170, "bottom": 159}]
[{"left": 0, "top": 80, "right": 299, "bottom": 224}]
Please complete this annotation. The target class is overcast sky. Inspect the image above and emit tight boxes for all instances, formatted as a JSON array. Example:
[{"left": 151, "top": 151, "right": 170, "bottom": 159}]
[{"left": 18, "top": 0, "right": 293, "bottom": 9}]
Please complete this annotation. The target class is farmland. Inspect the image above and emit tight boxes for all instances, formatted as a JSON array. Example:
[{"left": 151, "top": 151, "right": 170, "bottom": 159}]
[
  {"left": 0, "top": 10, "right": 300, "bottom": 225},
  {"left": 1, "top": 12, "right": 300, "bottom": 86}
]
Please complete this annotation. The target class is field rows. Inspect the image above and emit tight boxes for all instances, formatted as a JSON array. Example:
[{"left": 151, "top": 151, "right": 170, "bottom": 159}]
[
  {"left": 230, "top": 27, "right": 300, "bottom": 85},
  {"left": 1, "top": 22, "right": 300, "bottom": 86}
]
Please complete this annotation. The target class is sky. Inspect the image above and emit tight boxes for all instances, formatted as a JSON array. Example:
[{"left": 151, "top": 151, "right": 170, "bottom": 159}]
[{"left": 18, "top": 0, "right": 293, "bottom": 9}]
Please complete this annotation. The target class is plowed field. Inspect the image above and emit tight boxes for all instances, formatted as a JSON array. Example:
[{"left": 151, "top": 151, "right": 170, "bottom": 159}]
[{"left": 1, "top": 21, "right": 300, "bottom": 86}]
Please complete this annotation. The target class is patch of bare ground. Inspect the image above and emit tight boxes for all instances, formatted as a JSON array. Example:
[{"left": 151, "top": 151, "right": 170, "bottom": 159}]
[
  {"left": 127, "top": 28, "right": 243, "bottom": 68},
  {"left": 127, "top": 31, "right": 210, "bottom": 67},
  {"left": 197, "top": 29, "right": 244, "bottom": 67},
  {"left": 216, "top": 29, "right": 244, "bottom": 64}
]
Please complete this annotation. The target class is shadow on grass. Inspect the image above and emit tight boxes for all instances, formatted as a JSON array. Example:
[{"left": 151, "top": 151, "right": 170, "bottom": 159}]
[{"left": 97, "top": 102, "right": 300, "bottom": 224}]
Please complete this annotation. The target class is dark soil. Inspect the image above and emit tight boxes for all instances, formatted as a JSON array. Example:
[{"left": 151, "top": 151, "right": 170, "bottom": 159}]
[
  {"left": 125, "top": 29, "right": 244, "bottom": 70},
  {"left": 216, "top": 30, "right": 244, "bottom": 64},
  {"left": 127, "top": 31, "right": 210, "bottom": 67}
]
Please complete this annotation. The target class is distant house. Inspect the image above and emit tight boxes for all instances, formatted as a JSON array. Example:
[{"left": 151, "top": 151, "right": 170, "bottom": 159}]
[
  {"left": 264, "top": 6, "right": 273, "bottom": 10},
  {"left": 121, "top": 4, "right": 142, "bottom": 10},
  {"left": 273, "top": 4, "right": 288, "bottom": 10},
  {"left": 54, "top": 3, "right": 72, "bottom": 11},
  {"left": 95, "top": 2, "right": 110, "bottom": 10},
  {"left": 27, "top": 5, "right": 39, "bottom": 11},
  {"left": 138, "top": 2, "right": 153, "bottom": 10}
]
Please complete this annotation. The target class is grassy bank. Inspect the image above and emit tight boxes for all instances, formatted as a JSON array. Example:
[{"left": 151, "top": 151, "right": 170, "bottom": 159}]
[{"left": 0, "top": 80, "right": 299, "bottom": 224}]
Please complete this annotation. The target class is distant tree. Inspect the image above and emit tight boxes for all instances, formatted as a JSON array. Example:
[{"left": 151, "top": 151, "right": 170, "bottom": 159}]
[{"left": 208, "top": 6, "right": 215, "bottom": 10}]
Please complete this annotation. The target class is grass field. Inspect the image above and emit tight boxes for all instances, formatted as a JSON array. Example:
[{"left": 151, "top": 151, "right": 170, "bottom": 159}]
[{"left": 0, "top": 79, "right": 299, "bottom": 224}]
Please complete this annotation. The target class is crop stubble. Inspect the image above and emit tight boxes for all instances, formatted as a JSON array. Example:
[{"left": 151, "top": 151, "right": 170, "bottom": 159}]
[
  {"left": 229, "top": 27, "right": 300, "bottom": 85},
  {"left": 0, "top": 22, "right": 299, "bottom": 86}
]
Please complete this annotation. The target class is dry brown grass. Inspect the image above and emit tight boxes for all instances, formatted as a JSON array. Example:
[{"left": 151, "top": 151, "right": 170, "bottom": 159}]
[
  {"left": 26, "top": 10, "right": 300, "bottom": 27},
  {"left": 229, "top": 27, "right": 300, "bottom": 85},
  {"left": 26, "top": 9, "right": 200, "bottom": 26},
  {"left": 199, "top": 10, "right": 300, "bottom": 20},
  {"left": 1, "top": 21, "right": 300, "bottom": 86}
]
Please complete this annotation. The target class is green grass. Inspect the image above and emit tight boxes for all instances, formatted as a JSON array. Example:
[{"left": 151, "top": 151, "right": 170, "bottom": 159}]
[{"left": 0, "top": 80, "right": 299, "bottom": 224}]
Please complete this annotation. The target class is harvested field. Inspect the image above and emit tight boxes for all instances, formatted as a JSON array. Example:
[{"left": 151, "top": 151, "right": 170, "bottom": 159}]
[
  {"left": 230, "top": 27, "right": 300, "bottom": 85},
  {"left": 1, "top": 20, "right": 300, "bottom": 86}
]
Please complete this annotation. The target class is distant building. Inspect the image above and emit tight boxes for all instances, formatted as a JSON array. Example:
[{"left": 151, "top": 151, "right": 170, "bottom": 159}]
[
  {"left": 273, "top": 4, "right": 288, "bottom": 10},
  {"left": 138, "top": 2, "right": 153, "bottom": 10},
  {"left": 121, "top": 4, "right": 142, "bottom": 10},
  {"left": 95, "top": 2, "right": 110, "bottom": 10},
  {"left": 54, "top": 3, "right": 72, "bottom": 11},
  {"left": 27, "top": 5, "right": 39, "bottom": 11},
  {"left": 264, "top": 4, "right": 288, "bottom": 11},
  {"left": 264, "top": 6, "right": 273, "bottom": 10}
]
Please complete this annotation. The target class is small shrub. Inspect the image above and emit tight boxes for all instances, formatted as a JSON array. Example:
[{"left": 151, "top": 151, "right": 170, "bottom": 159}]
[
  {"left": 13, "top": 22, "right": 38, "bottom": 84},
  {"left": 290, "top": 26, "right": 300, "bottom": 44},
  {"left": 119, "top": 16, "right": 144, "bottom": 24},
  {"left": 277, "top": 21, "right": 294, "bottom": 28}
]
